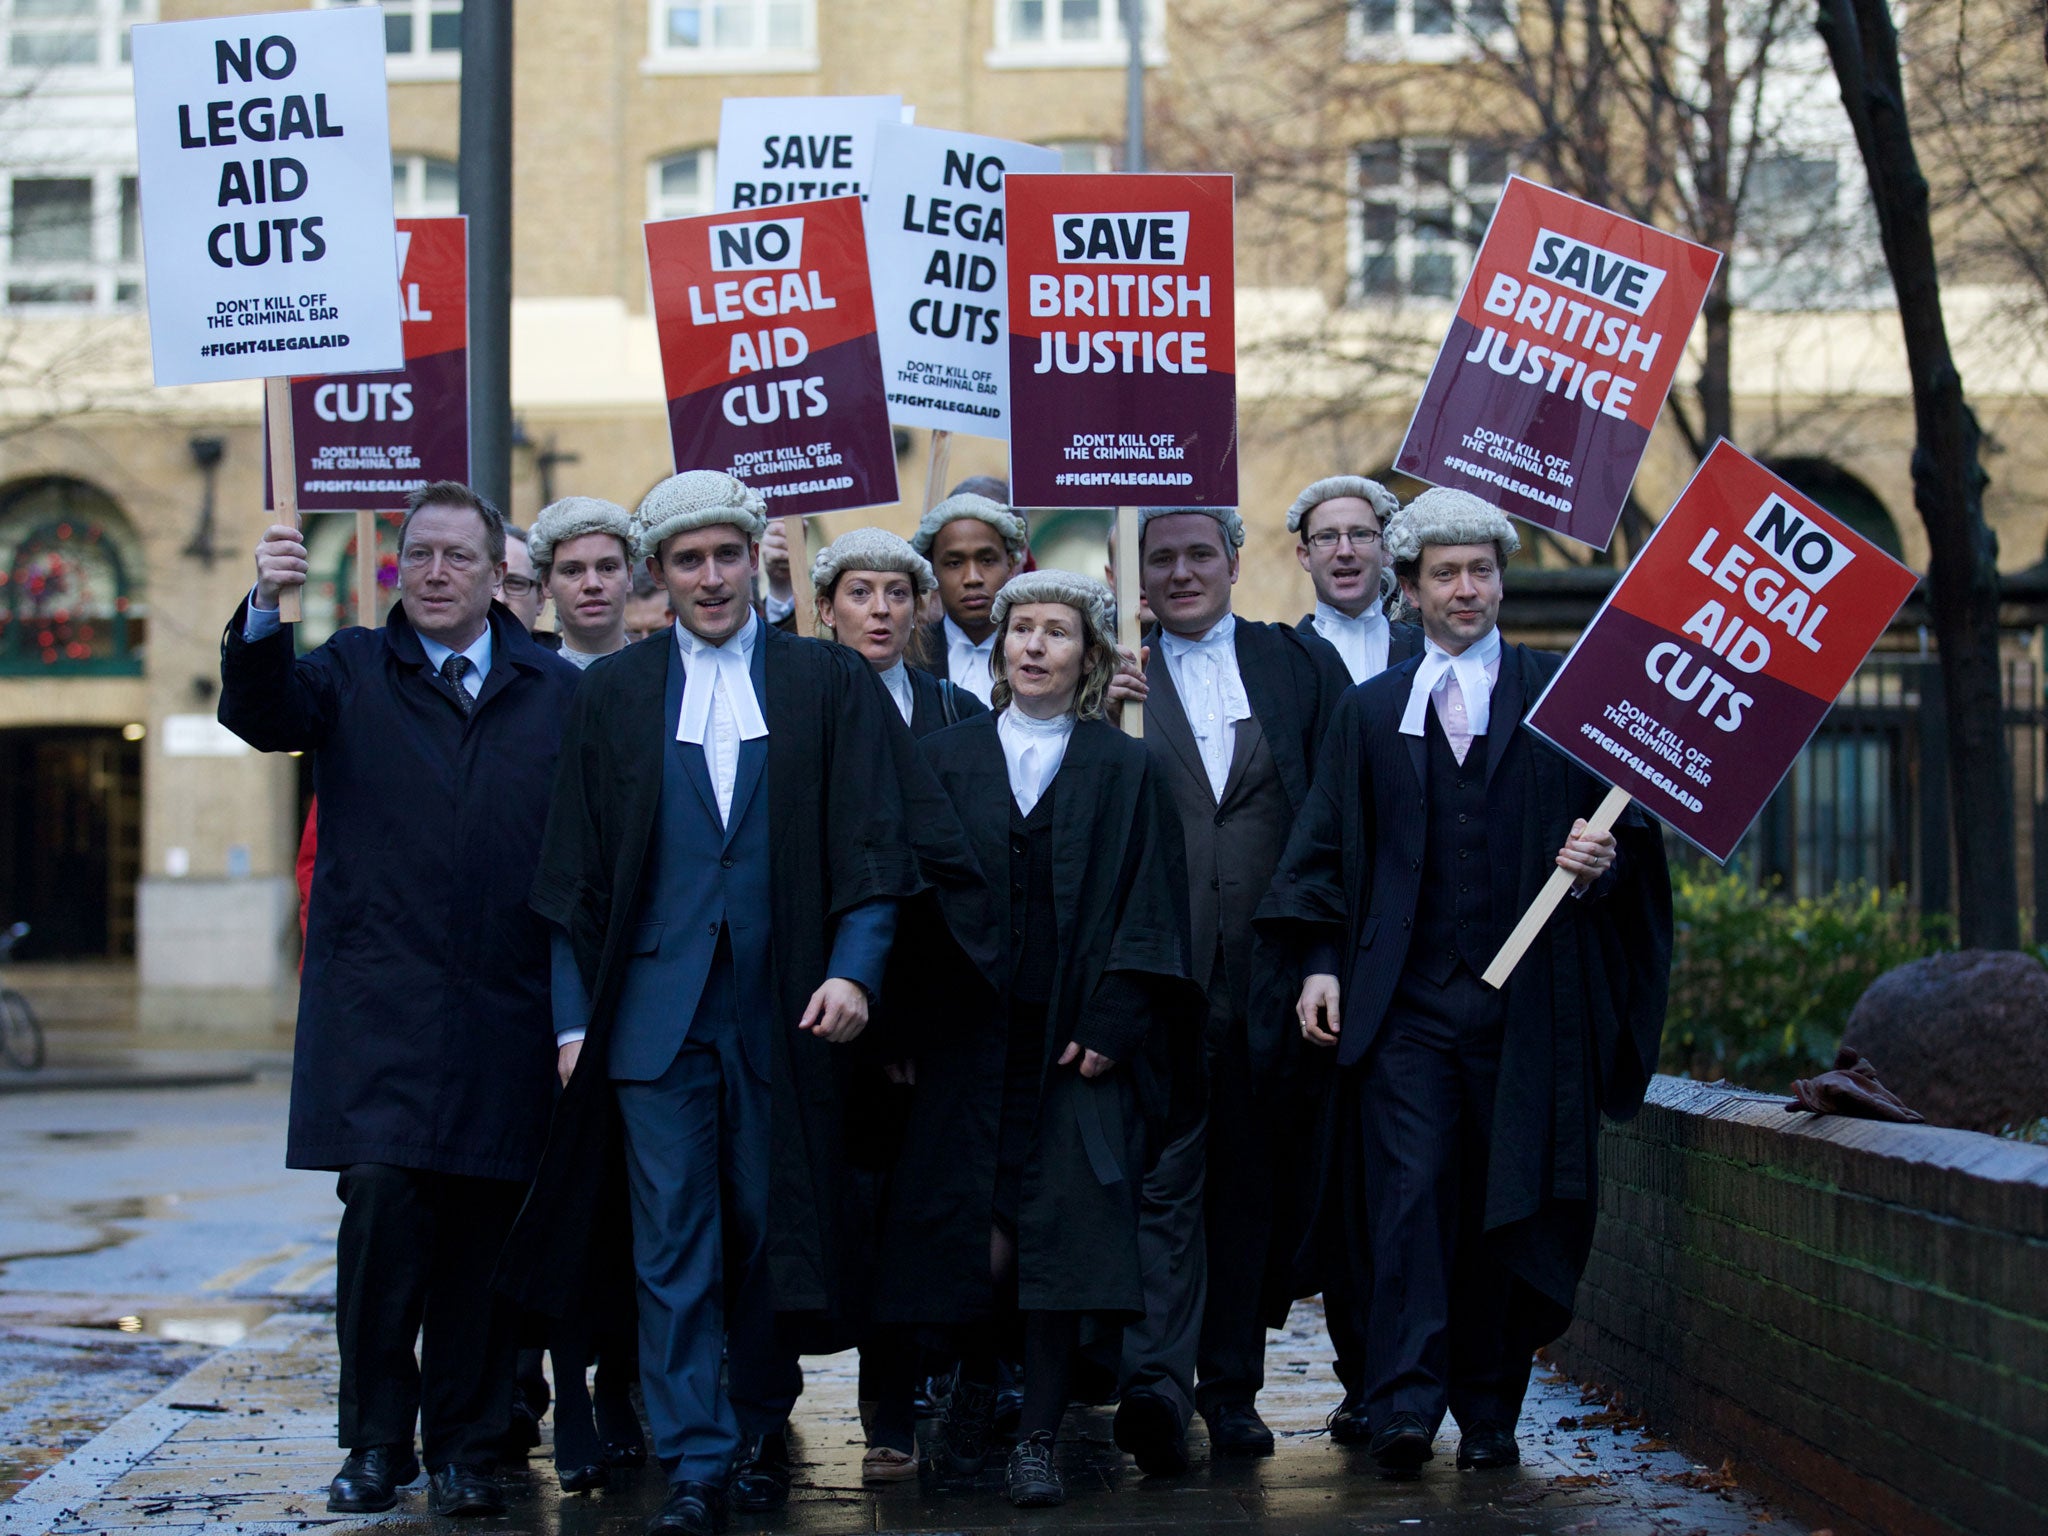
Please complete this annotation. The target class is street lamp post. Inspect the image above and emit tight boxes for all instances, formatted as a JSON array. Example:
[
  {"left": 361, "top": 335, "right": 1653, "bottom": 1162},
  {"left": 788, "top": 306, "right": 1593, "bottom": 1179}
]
[{"left": 459, "top": 1, "right": 515, "bottom": 514}]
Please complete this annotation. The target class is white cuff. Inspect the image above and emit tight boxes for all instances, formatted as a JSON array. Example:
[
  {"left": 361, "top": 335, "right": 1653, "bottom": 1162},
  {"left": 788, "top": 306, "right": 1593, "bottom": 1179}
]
[
  {"left": 765, "top": 592, "right": 795, "bottom": 623},
  {"left": 555, "top": 1028, "right": 587, "bottom": 1047}
]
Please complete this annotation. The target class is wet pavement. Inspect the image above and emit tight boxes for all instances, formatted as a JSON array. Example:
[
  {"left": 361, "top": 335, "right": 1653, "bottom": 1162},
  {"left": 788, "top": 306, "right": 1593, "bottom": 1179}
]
[{"left": 1, "top": 1081, "right": 1805, "bottom": 1536}]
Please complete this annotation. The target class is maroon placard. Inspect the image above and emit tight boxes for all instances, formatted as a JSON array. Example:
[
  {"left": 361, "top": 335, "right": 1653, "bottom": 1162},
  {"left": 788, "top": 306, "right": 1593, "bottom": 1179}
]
[
  {"left": 264, "top": 217, "right": 469, "bottom": 511},
  {"left": 1004, "top": 174, "right": 1237, "bottom": 508},
  {"left": 1397, "top": 178, "right": 1720, "bottom": 551},
  {"left": 1524, "top": 441, "right": 1919, "bottom": 861},
  {"left": 646, "top": 197, "right": 897, "bottom": 516}
]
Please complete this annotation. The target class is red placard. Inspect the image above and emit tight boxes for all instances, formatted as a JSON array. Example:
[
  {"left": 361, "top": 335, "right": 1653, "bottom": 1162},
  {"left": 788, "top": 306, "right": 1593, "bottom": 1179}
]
[
  {"left": 646, "top": 196, "right": 897, "bottom": 517},
  {"left": 264, "top": 217, "right": 469, "bottom": 512},
  {"left": 1524, "top": 441, "right": 1919, "bottom": 861},
  {"left": 1004, "top": 173, "right": 1236, "bottom": 508},
  {"left": 1397, "top": 178, "right": 1720, "bottom": 551}
]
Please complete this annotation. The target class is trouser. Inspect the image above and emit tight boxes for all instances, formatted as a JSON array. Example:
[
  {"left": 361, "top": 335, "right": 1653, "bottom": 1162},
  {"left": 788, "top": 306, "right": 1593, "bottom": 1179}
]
[
  {"left": 1358, "top": 966, "right": 1532, "bottom": 1437},
  {"left": 615, "top": 941, "right": 794, "bottom": 1485},
  {"left": 332, "top": 1162, "right": 524, "bottom": 1469}
]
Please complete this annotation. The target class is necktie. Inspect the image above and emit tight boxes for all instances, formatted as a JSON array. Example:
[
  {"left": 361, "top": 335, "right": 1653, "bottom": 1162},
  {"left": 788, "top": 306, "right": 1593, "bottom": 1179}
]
[{"left": 439, "top": 654, "right": 474, "bottom": 718}]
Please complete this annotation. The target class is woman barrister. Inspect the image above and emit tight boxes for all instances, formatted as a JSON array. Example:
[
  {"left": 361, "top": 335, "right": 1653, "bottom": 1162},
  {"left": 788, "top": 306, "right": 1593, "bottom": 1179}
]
[{"left": 876, "top": 570, "right": 1196, "bottom": 1509}]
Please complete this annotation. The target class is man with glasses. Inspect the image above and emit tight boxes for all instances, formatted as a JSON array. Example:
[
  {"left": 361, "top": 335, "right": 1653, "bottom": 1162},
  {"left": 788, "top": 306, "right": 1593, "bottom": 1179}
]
[
  {"left": 220, "top": 482, "right": 581, "bottom": 1518},
  {"left": 498, "top": 523, "right": 547, "bottom": 634},
  {"left": 1288, "top": 477, "right": 1423, "bottom": 685}
]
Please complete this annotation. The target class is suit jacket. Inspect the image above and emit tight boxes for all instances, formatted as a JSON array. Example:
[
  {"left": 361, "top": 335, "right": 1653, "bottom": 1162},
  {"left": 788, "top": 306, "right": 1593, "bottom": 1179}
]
[{"left": 1293, "top": 611, "right": 1424, "bottom": 681}]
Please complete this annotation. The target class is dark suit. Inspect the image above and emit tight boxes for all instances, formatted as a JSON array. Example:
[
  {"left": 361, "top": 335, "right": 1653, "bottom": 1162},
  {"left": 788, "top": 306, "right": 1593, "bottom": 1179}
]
[
  {"left": 546, "top": 618, "right": 896, "bottom": 1484},
  {"left": 1122, "top": 619, "right": 1349, "bottom": 1428},
  {"left": 1294, "top": 612, "right": 1424, "bottom": 684}
]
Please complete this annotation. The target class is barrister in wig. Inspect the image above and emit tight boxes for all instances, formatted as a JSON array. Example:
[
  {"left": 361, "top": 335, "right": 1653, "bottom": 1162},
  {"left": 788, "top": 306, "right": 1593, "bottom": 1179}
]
[
  {"left": 1257, "top": 488, "right": 1670, "bottom": 1474},
  {"left": 1287, "top": 476, "right": 1425, "bottom": 685},
  {"left": 498, "top": 472, "right": 993, "bottom": 1536},
  {"left": 1104, "top": 504, "right": 1352, "bottom": 1474},
  {"left": 876, "top": 570, "right": 1196, "bottom": 1510},
  {"left": 808, "top": 526, "right": 985, "bottom": 1482},
  {"left": 910, "top": 492, "right": 1031, "bottom": 706}
]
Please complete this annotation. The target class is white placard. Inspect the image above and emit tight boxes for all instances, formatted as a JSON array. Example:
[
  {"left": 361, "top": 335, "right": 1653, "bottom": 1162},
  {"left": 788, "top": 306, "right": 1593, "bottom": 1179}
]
[
  {"left": 864, "top": 123, "right": 1057, "bottom": 439},
  {"left": 162, "top": 714, "right": 253, "bottom": 757},
  {"left": 132, "top": 6, "right": 404, "bottom": 387},
  {"left": 715, "top": 95, "right": 904, "bottom": 212}
]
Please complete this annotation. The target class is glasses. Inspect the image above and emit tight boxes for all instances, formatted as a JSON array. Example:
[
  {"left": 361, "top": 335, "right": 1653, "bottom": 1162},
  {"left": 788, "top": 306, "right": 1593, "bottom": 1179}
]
[
  {"left": 497, "top": 575, "right": 539, "bottom": 595},
  {"left": 1306, "top": 527, "right": 1383, "bottom": 552}
]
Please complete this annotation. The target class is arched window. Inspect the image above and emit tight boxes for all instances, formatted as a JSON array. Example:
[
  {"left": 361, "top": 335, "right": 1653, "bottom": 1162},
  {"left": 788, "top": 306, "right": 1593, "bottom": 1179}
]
[
  {"left": 300, "top": 512, "right": 404, "bottom": 650},
  {"left": 0, "top": 477, "right": 146, "bottom": 675},
  {"left": 1766, "top": 457, "right": 1904, "bottom": 561}
]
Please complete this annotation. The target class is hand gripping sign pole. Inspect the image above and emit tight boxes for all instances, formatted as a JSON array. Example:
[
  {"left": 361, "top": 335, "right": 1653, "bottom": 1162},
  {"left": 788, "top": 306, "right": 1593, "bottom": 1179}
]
[
  {"left": 1480, "top": 783, "right": 1631, "bottom": 988},
  {"left": 263, "top": 379, "right": 305, "bottom": 622}
]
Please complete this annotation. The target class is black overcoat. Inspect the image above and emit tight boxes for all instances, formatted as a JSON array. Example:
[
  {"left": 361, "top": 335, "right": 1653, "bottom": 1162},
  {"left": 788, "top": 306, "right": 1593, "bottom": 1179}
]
[
  {"left": 876, "top": 714, "right": 1198, "bottom": 1321},
  {"left": 217, "top": 599, "right": 581, "bottom": 1182},
  {"left": 495, "top": 625, "right": 994, "bottom": 1321},
  {"left": 906, "top": 663, "right": 988, "bottom": 736},
  {"left": 1255, "top": 641, "right": 1672, "bottom": 1343}
]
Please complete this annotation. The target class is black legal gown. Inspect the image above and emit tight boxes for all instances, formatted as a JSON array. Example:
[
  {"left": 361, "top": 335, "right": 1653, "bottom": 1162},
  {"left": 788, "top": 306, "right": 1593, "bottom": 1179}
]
[{"left": 876, "top": 713, "right": 1198, "bottom": 1322}]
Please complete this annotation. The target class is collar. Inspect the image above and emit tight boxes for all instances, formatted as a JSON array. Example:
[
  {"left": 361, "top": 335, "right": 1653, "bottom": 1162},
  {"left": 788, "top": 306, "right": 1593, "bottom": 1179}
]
[
  {"left": 1427, "top": 625, "right": 1501, "bottom": 672},
  {"left": 999, "top": 705, "right": 1075, "bottom": 740},
  {"left": 1158, "top": 610, "right": 1236, "bottom": 658},
  {"left": 1398, "top": 625, "right": 1502, "bottom": 739},
  {"left": 943, "top": 614, "right": 995, "bottom": 656},
  {"left": 878, "top": 660, "right": 915, "bottom": 724},
  {"left": 675, "top": 612, "right": 768, "bottom": 745},
  {"left": 1314, "top": 600, "right": 1388, "bottom": 637},
  {"left": 417, "top": 621, "right": 493, "bottom": 680},
  {"left": 676, "top": 609, "right": 761, "bottom": 661}
]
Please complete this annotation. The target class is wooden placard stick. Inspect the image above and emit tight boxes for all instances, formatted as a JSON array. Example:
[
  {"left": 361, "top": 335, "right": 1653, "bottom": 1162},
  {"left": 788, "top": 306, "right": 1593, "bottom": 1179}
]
[
  {"left": 354, "top": 510, "right": 378, "bottom": 627},
  {"left": 264, "top": 377, "right": 304, "bottom": 623},
  {"left": 923, "top": 428, "right": 953, "bottom": 512},
  {"left": 782, "top": 513, "right": 814, "bottom": 637},
  {"left": 1481, "top": 782, "right": 1632, "bottom": 990},
  {"left": 1114, "top": 504, "right": 1143, "bottom": 739}
]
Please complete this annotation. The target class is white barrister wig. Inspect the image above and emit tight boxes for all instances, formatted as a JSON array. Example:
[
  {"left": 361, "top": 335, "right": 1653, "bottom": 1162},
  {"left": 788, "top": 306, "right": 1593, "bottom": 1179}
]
[
  {"left": 633, "top": 471, "right": 769, "bottom": 560},
  {"left": 1136, "top": 504, "right": 1247, "bottom": 549},
  {"left": 989, "top": 569, "right": 1118, "bottom": 649},
  {"left": 1284, "top": 475, "right": 1402, "bottom": 535},
  {"left": 910, "top": 493, "right": 1029, "bottom": 559},
  {"left": 528, "top": 496, "right": 635, "bottom": 573},
  {"left": 1383, "top": 487, "right": 1523, "bottom": 564},
  {"left": 810, "top": 527, "right": 938, "bottom": 598}
]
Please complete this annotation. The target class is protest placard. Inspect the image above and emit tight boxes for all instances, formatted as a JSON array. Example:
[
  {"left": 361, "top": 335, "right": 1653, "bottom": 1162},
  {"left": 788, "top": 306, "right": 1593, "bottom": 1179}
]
[
  {"left": 646, "top": 196, "right": 898, "bottom": 519},
  {"left": 715, "top": 96, "right": 904, "bottom": 211},
  {"left": 131, "top": 6, "right": 403, "bottom": 388},
  {"left": 1525, "top": 440, "right": 1919, "bottom": 864},
  {"left": 864, "top": 124, "right": 1058, "bottom": 439},
  {"left": 265, "top": 217, "right": 468, "bottom": 513},
  {"left": 1395, "top": 177, "right": 1719, "bottom": 551},
  {"left": 1005, "top": 174, "right": 1237, "bottom": 508}
]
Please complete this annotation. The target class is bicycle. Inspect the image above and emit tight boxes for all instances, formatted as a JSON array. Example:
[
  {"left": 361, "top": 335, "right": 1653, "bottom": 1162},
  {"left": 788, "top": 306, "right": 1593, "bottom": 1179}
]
[{"left": 0, "top": 922, "right": 43, "bottom": 1071}]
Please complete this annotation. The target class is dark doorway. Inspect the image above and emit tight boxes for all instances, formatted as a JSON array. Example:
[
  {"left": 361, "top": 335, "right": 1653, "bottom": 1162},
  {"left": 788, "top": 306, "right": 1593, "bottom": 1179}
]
[{"left": 0, "top": 728, "right": 142, "bottom": 958}]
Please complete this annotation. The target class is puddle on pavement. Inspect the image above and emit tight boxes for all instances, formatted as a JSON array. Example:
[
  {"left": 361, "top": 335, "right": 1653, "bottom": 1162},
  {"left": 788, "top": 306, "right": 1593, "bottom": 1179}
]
[
  {"left": 31, "top": 1129, "right": 137, "bottom": 1145},
  {"left": 76, "top": 1301, "right": 279, "bottom": 1347}
]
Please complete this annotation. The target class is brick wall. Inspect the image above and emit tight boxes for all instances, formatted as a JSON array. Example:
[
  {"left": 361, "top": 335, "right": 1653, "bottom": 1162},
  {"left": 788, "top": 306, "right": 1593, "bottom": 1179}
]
[{"left": 1549, "top": 1077, "right": 2048, "bottom": 1536}]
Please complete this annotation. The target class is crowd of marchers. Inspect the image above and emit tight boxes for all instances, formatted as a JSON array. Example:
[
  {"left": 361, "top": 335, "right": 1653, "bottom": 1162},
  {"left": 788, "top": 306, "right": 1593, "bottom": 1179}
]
[{"left": 218, "top": 465, "right": 1671, "bottom": 1534}]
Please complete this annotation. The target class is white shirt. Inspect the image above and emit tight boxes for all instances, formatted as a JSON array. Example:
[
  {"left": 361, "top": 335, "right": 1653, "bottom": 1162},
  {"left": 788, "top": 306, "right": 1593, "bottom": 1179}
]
[
  {"left": 998, "top": 706, "right": 1073, "bottom": 818},
  {"left": 879, "top": 661, "right": 915, "bottom": 726},
  {"left": 1158, "top": 612, "right": 1252, "bottom": 802},
  {"left": 676, "top": 614, "right": 769, "bottom": 825},
  {"left": 943, "top": 616, "right": 997, "bottom": 708},
  {"left": 1399, "top": 625, "right": 1503, "bottom": 765},
  {"left": 1313, "top": 601, "right": 1390, "bottom": 685}
]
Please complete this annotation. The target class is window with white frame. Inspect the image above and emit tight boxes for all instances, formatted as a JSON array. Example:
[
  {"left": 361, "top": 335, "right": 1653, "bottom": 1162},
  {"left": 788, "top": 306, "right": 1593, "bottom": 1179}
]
[
  {"left": 1351, "top": 140, "right": 1506, "bottom": 303},
  {"left": 4, "top": 169, "right": 140, "bottom": 309},
  {"left": 321, "top": 0, "right": 461, "bottom": 77},
  {"left": 650, "top": 149, "right": 716, "bottom": 221},
  {"left": 1349, "top": 0, "right": 1509, "bottom": 60},
  {"left": 646, "top": 0, "right": 816, "bottom": 73},
  {"left": 3, "top": 0, "right": 148, "bottom": 71},
  {"left": 392, "top": 154, "right": 460, "bottom": 218},
  {"left": 1050, "top": 141, "right": 1114, "bottom": 174},
  {"left": 991, "top": 0, "right": 1164, "bottom": 68}
]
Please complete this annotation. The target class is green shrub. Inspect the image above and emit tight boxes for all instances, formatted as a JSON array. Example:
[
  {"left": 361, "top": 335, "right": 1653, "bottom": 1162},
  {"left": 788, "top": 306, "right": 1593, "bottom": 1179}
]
[{"left": 1662, "top": 864, "right": 1949, "bottom": 1092}]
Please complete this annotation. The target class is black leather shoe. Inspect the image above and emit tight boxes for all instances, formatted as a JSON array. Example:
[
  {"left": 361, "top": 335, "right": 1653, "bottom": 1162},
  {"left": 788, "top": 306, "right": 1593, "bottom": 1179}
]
[
  {"left": 1327, "top": 1391, "right": 1371, "bottom": 1446},
  {"left": 726, "top": 1430, "right": 791, "bottom": 1512},
  {"left": 1204, "top": 1401, "right": 1276, "bottom": 1458},
  {"left": 428, "top": 1462, "right": 505, "bottom": 1517},
  {"left": 327, "top": 1444, "right": 419, "bottom": 1513},
  {"left": 1369, "top": 1412, "right": 1435, "bottom": 1473},
  {"left": 1457, "top": 1425, "right": 1521, "bottom": 1470},
  {"left": 646, "top": 1480, "right": 728, "bottom": 1536},
  {"left": 558, "top": 1461, "right": 608, "bottom": 1493},
  {"left": 1113, "top": 1390, "right": 1190, "bottom": 1476},
  {"left": 1005, "top": 1430, "right": 1064, "bottom": 1508}
]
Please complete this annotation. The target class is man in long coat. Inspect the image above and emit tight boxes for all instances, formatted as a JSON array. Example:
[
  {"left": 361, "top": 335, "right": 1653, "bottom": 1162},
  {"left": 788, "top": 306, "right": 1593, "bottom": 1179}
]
[
  {"left": 219, "top": 481, "right": 580, "bottom": 1519},
  {"left": 1106, "top": 505, "right": 1353, "bottom": 1473},
  {"left": 1260, "top": 488, "right": 1670, "bottom": 1474},
  {"left": 1287, "top": 475, "right": 1425, "bottom": 684},
  {"left": 498, "top": 472, "right": 989, "bottom": 1536}
]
